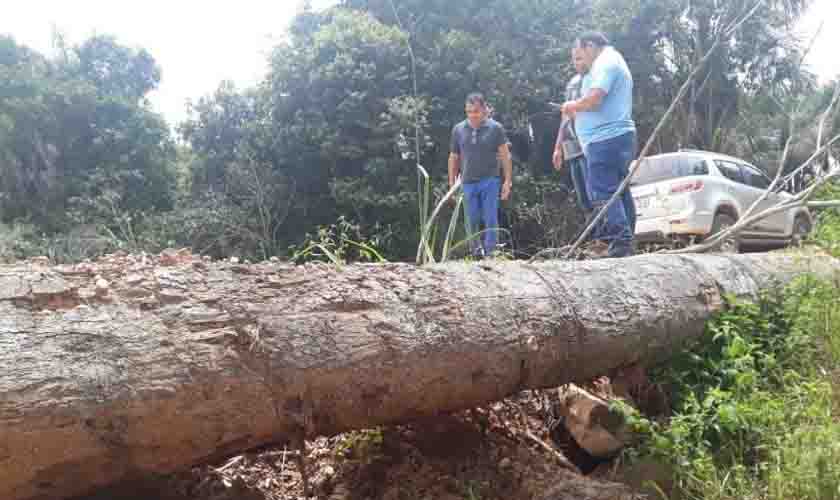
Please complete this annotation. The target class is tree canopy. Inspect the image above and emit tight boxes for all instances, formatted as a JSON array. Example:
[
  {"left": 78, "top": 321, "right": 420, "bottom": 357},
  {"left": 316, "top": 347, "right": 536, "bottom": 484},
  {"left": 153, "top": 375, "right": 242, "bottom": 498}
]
[{"left": 1, "top": 0, "right": 835, "bottom": 262}]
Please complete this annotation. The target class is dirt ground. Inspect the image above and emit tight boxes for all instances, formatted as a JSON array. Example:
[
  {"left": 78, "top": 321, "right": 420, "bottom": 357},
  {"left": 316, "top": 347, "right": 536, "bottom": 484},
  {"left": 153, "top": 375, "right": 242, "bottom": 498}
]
[{"left": 77, "top": 390, "right": 642, "bottom": 500}]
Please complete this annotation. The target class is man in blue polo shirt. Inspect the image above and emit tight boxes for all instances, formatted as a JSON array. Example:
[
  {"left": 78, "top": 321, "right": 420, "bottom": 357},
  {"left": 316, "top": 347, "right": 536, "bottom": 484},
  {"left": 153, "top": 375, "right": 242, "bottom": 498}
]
[
  {"left": 449, "top": 93, "right": 513, "bottom": 258},
  {"left": 561, "top": 32, "right": 637, "bottom": 258}
]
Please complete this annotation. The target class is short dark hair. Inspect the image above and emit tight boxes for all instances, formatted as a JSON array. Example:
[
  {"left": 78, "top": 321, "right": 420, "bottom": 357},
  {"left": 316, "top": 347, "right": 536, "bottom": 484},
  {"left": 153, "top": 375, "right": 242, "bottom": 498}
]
[
  {"left": 576, "top": 32, "right": 610, "bottom": 49},
  {"left": 465, "top": 92, "right": 487, "bottom": 108}
]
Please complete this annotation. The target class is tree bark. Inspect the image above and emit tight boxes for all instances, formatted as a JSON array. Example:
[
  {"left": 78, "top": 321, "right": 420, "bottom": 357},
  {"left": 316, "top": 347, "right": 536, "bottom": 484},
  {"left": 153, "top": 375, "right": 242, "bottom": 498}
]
[
  {"left": 558, "top": 384, "right": 627, "bottom": 458},
  {"left": 0, "top": 253, "right": 836, "bottom": 500}
]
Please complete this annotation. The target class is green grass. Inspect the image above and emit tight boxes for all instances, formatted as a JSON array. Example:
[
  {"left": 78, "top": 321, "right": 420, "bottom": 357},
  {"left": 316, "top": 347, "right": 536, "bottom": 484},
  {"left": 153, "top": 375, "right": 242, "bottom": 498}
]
[{"left": 618, "top": 276, "right": 840, "bottom": 500}]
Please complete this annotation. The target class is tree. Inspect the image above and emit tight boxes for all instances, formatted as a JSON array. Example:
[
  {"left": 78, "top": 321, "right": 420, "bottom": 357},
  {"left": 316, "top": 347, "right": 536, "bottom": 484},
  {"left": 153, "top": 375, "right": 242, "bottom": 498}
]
[
  {"left": 0, "top": 35, "right": 176, "bottom": 232},
  {"left": 177, "top": 0, "right": 819, "bottom": 261}
]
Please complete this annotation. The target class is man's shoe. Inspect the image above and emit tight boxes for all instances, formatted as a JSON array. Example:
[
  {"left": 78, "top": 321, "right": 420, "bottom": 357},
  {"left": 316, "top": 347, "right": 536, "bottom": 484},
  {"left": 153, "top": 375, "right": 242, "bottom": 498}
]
[
  {"left": 607, "top": 240, "right": 634, "bottom": 259},
  {"left": 582, "top": 240, "right": 610, "bottom": 259}
]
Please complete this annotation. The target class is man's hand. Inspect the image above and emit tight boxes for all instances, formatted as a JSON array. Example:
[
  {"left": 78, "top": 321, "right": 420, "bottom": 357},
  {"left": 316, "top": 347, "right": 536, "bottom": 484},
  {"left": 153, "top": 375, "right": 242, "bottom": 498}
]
[
  {"left": 552, "top": 149, "right": 563, "bottom": 171},
  {"left": 448, "top": 175, "right": 460, "bottom": 207},
  {"left": 561, "top": 100, "right": 579, "bottom": 116},
  {"left": 501, "top": 179, "right": 512, "bottom": 201}
]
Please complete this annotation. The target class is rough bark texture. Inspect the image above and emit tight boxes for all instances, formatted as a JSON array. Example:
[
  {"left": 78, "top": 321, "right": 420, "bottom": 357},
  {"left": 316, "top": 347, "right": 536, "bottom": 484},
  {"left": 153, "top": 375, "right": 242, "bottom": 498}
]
[
  {"left": 559, "top": 384, "right": 627, "bottom": 458},
  {"left": 0, "top": 253, "right": 837, "bottom": 500}
]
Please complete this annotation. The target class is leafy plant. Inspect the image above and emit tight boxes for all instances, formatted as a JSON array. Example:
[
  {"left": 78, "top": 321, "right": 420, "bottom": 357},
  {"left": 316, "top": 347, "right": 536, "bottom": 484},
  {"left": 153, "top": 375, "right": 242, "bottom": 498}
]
[
  {"left": 618, "top": 278, "right": 840, "bottom": 500},
  {"left": 291, "top": 216, "right": 387, "bottom": 265},
  {"left": 334, "top": 428, "right": 385, "bottom": 465}
]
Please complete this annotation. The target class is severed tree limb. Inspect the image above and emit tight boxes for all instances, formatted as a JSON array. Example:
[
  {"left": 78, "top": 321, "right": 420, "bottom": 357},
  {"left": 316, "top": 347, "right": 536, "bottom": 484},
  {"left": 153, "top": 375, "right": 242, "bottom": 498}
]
[
  {"left": 669, "top": 133, "right": 840, "bottom": 254},
  {"left": 674, "top": 59, "right": 840, "bottom": 255},
  {"left": 524, "top": 428, "right": 582, "bottom": 474}
]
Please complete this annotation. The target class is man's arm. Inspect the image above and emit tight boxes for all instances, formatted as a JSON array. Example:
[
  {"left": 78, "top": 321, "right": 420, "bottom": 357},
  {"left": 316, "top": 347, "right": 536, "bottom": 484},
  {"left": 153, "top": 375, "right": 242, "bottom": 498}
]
[
  {"left": 449, "top": 126, "right": 461, "bottom": 187},
  {"left": 553, "top": 120, "right": 567, "bottom": 170},
  {"left": 562, "top": 88, "right": 607, "bottom": 115},
  {"left": 498, "top": 142, "right": 513, "bottom": 200},
  {"left": 448, "top": 153, "right": 460, "bottom": 187},
  {"left": 563, "top": 58, "right": 618, "bottom": 115}
]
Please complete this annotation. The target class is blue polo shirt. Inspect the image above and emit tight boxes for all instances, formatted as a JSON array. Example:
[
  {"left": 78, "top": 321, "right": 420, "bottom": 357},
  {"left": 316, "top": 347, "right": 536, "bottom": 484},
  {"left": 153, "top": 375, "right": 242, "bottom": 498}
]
[{"left": 575, "top": 46, "right": 636, "bottom": 148}]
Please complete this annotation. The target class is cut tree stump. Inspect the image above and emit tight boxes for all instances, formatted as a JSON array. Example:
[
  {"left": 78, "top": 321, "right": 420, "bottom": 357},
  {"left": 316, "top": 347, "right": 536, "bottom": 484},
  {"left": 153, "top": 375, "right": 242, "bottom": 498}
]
[
  {"left": 558, "top": 384, "right": 628, "bottom": 458},
  {"left": 0, "top": 252, "right": 836, "bottom": 500}
]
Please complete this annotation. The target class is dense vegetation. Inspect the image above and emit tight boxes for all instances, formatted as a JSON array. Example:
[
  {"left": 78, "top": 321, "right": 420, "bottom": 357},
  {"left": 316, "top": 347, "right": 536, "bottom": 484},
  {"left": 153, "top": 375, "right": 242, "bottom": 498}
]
[
  {"left": 615, "top": 274, "right": 840, "bottom": 500},
  {"left": 2, "top": 0, "right": 838, "bottom": 263}
]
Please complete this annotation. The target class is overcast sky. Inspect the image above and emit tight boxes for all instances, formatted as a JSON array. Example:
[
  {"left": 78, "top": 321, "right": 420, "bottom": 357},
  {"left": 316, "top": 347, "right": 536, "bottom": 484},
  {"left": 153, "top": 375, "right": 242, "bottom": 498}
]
[{"left": 1, "top": 0, "right": 838, "bottom": 127}]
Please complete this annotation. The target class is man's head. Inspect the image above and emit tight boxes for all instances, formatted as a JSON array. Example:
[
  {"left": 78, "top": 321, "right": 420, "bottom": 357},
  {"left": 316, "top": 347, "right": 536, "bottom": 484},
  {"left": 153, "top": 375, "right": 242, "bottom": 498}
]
[
  {"left": 465, "top": 93, "right": 489, "bottom": 126},
  {"left": 574, "top": 31, "right": 610, "bottom": 72},
  {"left": 572, "top": 47, "right": 586, "bottom": 75}
]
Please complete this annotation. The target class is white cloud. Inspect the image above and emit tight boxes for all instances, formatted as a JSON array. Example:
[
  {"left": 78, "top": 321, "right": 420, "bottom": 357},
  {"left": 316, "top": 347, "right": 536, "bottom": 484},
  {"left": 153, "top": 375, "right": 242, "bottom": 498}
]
[
  {"left": 798, "top": 0, "right": 840, "bottom": 83},
  {"left": 2, "top": 0, "right": 836, "bottom": 128},
  {"left": 0, "top": 0, "right": 337, "bottom": 126}
]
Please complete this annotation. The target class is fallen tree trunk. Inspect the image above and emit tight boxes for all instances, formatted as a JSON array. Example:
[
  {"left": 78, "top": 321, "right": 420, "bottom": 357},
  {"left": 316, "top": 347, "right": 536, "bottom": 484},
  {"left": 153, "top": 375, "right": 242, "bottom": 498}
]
[{"left": 0, "top": 252, "right": 836, "bottom": 500}]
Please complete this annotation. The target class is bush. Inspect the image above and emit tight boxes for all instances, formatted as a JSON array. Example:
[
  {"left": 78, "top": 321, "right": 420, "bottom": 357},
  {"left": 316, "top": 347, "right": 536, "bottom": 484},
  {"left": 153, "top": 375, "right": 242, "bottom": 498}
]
[
  {"left": 620, "top": 277, "right": 840, "bottom": 500},
  {"left": 813, "top": 181, "right": 840, "bottom": 257}
]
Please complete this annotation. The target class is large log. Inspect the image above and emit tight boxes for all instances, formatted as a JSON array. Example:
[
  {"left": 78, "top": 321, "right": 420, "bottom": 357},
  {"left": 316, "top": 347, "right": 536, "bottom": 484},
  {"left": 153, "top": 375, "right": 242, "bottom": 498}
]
[{"left": 1, "top": 252, "right": 836, "bottom": 500}]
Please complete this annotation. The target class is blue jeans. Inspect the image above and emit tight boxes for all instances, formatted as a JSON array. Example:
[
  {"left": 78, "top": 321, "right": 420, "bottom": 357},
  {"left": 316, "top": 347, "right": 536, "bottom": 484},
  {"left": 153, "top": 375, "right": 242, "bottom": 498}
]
[
  {"left": 463, "top": 176, "right": 501, "bottom": 256},
  {"left": 567, "top": 155, "right": 592, "bottom": 213},
  {"left": 585, "top": 131, "right": 637, "bottom": 257}
]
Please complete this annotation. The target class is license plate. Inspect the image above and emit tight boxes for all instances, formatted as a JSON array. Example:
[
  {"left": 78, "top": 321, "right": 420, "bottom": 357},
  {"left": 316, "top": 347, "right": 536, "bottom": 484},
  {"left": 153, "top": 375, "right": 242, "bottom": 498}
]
[{"left": 634, "top": 196, "right": 652, "bottom": 209}]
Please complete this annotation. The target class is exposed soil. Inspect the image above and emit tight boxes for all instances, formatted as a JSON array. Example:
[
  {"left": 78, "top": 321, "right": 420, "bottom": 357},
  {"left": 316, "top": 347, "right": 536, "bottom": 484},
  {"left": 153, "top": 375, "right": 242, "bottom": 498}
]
[{"left": 76, "top": 390, "right": 642, "bottom": 500}]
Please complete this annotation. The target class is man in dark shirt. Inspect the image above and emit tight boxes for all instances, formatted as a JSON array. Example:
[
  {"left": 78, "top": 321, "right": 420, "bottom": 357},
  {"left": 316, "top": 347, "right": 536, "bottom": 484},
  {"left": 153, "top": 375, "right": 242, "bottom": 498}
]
[
  {"left": 449, "top": 93, "right": 513, "bottom": 257},
  {"left": 553, "top": 47, "right": 592, "bottom": 215}
]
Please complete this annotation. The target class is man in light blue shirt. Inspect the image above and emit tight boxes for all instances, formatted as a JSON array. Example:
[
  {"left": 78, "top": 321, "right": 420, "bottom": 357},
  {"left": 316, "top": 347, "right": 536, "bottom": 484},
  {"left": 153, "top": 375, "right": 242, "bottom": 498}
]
[{"left": 561, "top": 32, "right": 637, "bottom": 258}]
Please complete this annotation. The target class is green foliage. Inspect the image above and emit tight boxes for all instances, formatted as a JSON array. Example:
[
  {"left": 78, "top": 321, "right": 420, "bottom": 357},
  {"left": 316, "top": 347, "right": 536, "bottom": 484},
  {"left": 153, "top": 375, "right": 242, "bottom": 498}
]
[
  {"left": 813, "top": 181, "right": 840, "bottom": 257},
  {"left": 0, "top": 222, "right": 117, "bottom": 263},
  {"left": 334, "top": 428, "right": 385, "bottom": 465},
  {"left": 0, "top": 34, "right": 176, "bottom": 233},
  {"left": 620, "top": 277, "right": 840, "bottom": 499},
  {"left": 0, "top": 0, "right": 826, "bottom": 263},
  {"left": 291, "top": 215, "right": 388, "bottom": 264}
]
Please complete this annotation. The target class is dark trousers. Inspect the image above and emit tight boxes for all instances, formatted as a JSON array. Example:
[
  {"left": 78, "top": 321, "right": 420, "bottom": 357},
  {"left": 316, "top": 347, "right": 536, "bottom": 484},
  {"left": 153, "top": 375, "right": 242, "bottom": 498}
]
[
  {"left": 567, "top": 155, "right": 592, "bottom": 213},
  {"left": 585, "top": 131, "right": 637, "bottom": 257}
]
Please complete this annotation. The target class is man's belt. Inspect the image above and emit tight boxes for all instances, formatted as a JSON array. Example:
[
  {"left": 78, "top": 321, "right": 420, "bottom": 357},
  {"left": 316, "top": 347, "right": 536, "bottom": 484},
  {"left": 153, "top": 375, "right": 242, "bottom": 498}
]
[{"left": 561, "top": 139, "right": 584, "bottom": 161}]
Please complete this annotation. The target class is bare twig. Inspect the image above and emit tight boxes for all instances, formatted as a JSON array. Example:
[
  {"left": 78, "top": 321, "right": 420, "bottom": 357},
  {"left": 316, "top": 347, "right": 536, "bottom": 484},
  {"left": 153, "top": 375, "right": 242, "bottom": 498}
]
[
  {"left": 669, "top": 159, "right": 840, "bottom": 254},
  {"left": 816, "top": 82, "right": 840, "bottom": 150},
  {"left": 807, "top": 201, "right": 840, "bottom": 209},
  {"left": 667, "top": 15, "right": 840, "bottom": 255},
  {"left": 781, "top": 99, "right": 840, "bottom": 191},
  {"left": 523, "top": 428, "right": 583, "bottom": 474},
  {"left": 722, "top": 0, "right": 764, "bottom": 37},
  {"left": 510, "top": 401, "right": 582, "bottom": 474},
  {"left": 388, "top": 0, "right": 421, "bottom": 166},
  {"left": 295, "top": 437, "right": 309, "bottom": 497},
  {"left": 214, "top": 454, "right": 244, "bottom": 473},
  {"left": 736, "top": 132, "right": 794, "bottom": 227}
]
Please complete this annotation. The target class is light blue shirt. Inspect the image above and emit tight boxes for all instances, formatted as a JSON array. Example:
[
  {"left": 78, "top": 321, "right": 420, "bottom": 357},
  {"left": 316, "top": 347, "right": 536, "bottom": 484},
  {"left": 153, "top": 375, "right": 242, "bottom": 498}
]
[{"left": 575, "top": 46, "right": 636, "bottom": 149}]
